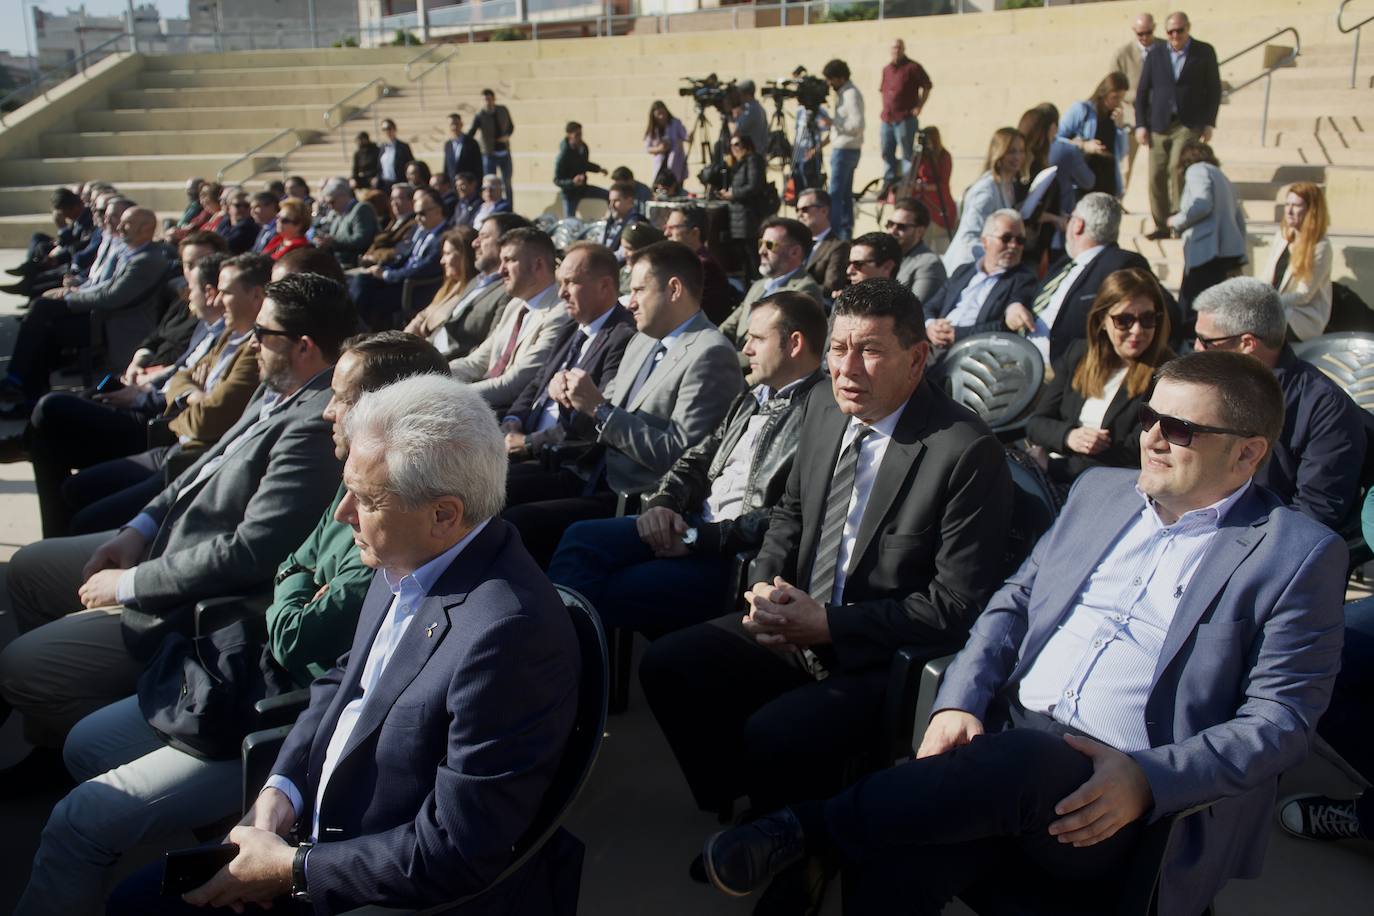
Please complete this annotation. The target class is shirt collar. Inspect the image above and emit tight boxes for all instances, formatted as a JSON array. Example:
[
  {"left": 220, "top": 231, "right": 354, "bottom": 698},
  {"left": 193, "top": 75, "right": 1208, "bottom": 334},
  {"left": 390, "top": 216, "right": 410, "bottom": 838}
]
[
  {"left": 1136, "top": 479, "right": 1252, "bottom": 531},
  {"left": 658, "top": 311, "right": 699, "bottom": 352},
  {"left": 754, "top": 374, "right": 810, "bottom": 405},
  {"left": 518, "top": 283, "right": 559, "bottom": 311},
  {"left": 845, "top": 398, "right": 907, "bottom": 442},
  {"left": 225, "top": 325, "right": 255, "bottom": 346},
  {"left": 582, "top": 306, "right": 615, "bottom": 337},
  {"left": 1073, "top": 245, "right": 1106, "bottom": 267},
  {"left": 764, "top": 266, "right": 801, "bottom": 293},
  {"left": 812, "top": 227, "right": 831, "bottom": 244},
  {"left": 381, "top": 518, "right": 491, "bottom": 596},
  {"left": 1171, "top": 39, "right": 1191, "bottom": 57}
]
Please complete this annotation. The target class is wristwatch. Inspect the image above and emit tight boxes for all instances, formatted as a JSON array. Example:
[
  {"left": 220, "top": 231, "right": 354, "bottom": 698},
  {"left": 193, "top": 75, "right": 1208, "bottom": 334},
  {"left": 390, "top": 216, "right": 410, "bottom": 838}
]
[
  {"left": 681, "top": 527, "right": 699, "bottom": 549},
  {"left": 291, "top": 841, "right": 313, "bottom": 901},
  {"left": 593, "top": 400, "right": 614, "bottom": 430}
]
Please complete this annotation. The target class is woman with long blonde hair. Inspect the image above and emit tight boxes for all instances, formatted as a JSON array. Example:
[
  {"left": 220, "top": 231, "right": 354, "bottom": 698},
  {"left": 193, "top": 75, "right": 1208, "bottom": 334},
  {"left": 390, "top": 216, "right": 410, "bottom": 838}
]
[
  {"left": 1027, "top": 267, "right": 1175, "bottom": 483},
  {"left": 942, "top": 127, "right": 1027, "bottom": 272},
  {"left": 1259, "top": 181, "right": 1332, "bottom": 340}
]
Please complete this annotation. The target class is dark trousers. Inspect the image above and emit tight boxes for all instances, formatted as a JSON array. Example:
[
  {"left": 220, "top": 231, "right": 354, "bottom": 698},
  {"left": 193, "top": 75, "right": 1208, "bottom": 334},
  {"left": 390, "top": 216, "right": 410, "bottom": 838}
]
[
  {"left": 347, "top": 272, "right": 407, "bottom": 331},
  {"left": 640, "top": 615, "right": 887, "bottom": 813},
  {"left": 1179, "top": 255, "right": 1244, "bottom": 329},
  {"left": 28, "top": 391, "right": 152, "bottom": 537},
  {"left": 1320, "top": 597, "right": 1374, "bottom": 788},
  {"left": 22, "top": 231, "right": 55, "bottom": 266},
  {"left": 502, "top": 462, "right": 618, "bottom": 567},
  {"left": 546, "top": 515, "right": 731, "bottom": 632},
  {"left": 805, "top": 708, "right": 1143, "bottom": 914},
  {"left": 8, "top": 297, "right": 90, "bottom": 400},
  {"left": 65, "top": 447, "right": 169, "bottom": 535},
  {"left": 561, "top": 184, "right": 609, "bottom": 219}
]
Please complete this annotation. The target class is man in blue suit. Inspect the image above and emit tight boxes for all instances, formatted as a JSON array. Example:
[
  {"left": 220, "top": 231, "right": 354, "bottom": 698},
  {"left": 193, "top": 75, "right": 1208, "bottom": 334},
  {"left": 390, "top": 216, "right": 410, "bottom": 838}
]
[
  {"left": 922, "top": 209, "right": 1037, "bottom": 349},
  {"left": 443, "top": 112, "right": 484, "bottom": 185},
  {"left": 704, "top": 349, "right": 1347, "bottom": 915},
  {"left": 348, "top": 186, "right": 448, "bottom": 330},
  {"left": 173, "top": 374, "right": 580, "bottom": 913}
]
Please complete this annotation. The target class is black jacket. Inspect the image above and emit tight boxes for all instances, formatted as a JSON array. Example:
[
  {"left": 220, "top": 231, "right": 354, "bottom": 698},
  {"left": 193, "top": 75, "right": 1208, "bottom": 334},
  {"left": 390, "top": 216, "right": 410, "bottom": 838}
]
[
  {"left": 1025, "top": 339, "right": 1151, "bottom": 483},
  {"left": 1134, "top": 38, "right": 1222, "bottom": 134},
  {"left": 221, "top": 217, "right": 259, "bottom": 255},
  {"left": 443, "top": 134, "right": 483, "bottom": 183},
  {"left": 352, "top": 142, "right": 381, "bottom": 187},
  {"left": 553, "top": 139, "right": 603, "bottom": 192},
  {"left": 923, "top": 261, "right": 1038, "bottom": 341},
  {"left": 1041, "top": 247, "right": 1186, "bottom": 361},
  {"left": 642, "top": 368, "right": 826, "bottom": 557},
  {"left": 727, "top": 152, "right": 768, "bottom": 241}
]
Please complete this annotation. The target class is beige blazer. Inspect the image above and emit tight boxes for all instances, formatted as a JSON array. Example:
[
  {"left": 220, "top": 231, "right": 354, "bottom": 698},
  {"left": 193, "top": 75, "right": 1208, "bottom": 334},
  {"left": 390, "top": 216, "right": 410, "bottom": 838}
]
[{"left": 1257, "top": 231, "right": 1332, "bottom": 341}]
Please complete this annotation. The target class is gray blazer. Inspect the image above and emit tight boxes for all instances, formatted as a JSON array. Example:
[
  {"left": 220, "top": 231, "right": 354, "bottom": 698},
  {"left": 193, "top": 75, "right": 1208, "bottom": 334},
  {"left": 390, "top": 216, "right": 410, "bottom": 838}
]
[
  {"left": 122, "top": 373, "right": 343, "bottom": 659},
  {"left": 936, "top": 469, "right": 1347, "bottom": 915},
  {"left": 1168, "top": 162, "right": 1247, "bottom": 268},
  {"left": 436, "top": 277, "right": 511, "bottom": 361},
  {"left": 66, "top": 243, "right": 170, "bottom": 373},
  {"left": 896, "top": 241, "right": 947, "bottom": 306},
  {"left": 596, "top": 311, "right": 744, "bottom": 494},
  {"left": 718, "top": 271, "right": 825, "bottom": 368}
]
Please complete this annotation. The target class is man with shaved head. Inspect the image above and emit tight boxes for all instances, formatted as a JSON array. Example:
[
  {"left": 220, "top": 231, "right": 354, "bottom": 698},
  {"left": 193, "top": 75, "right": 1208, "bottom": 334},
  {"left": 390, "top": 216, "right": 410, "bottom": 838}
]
[
  {"left": 0, "top": 206, "right": 169, "bottom": 408},
  {"left": 1112, "top": 12, "right": 1157, "bottom": 187}
]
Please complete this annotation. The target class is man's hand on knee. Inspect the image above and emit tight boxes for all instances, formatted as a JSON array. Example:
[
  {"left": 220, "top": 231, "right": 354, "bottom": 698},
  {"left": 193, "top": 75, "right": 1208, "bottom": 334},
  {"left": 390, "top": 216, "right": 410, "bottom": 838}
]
[
  {"left": 916, "top": 709, "right": 984, "bottom": 759},
  {"left": 1049, "top": 734, "right": 1153, "bottom": 847},
  {"left": 80, "top": 528, "right": 147, "bottom": 582},
  {"left": 241, "top": 786, "right": 297, "bottom": 837}
]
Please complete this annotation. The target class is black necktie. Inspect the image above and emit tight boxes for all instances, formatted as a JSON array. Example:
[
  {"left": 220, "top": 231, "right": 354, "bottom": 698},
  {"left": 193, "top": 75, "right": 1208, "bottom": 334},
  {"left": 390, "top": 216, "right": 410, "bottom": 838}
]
[
  {"left": 553, "top": 330, "right": 590, "bottom": 422},
  {"left": 809, "top": 426, "right": 873, "bottom": 605}
]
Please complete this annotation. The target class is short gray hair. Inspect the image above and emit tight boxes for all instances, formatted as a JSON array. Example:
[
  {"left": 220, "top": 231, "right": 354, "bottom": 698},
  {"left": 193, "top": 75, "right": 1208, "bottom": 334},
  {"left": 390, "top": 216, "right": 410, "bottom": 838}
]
[
  {"left": 1073, "top": 192, "right": 1122, "bottom": 245},
  {"left": 981, "top": 208, "right": 1023, "bottom": 237},
  {"left": 345, "top": 375, "right": 508, "bottom": 522},
  {"left": 1192, "top": 277, "right": 1287, "bottom": 349},
  {"left": 323, "top": 177, "right": 351, "bottom": 198},
  {"left": 482, "top": 174, "right": 505, "bottom": 192}
]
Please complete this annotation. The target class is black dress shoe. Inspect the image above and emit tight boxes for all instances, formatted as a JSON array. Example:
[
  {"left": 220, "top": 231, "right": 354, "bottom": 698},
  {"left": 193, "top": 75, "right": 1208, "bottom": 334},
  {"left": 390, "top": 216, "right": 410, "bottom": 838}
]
[
  {"left": 0, "top": 282, "right": 28, "bottom": 296},
  {"left": 703, "top": 807, "right": 806, "bottom": 898},
  {"left": 1145, "top": 227, "right": 1171, "bottom": 241},
  {"left": 0, "top": 747, "right": 75, "bottom": 799},
  {"left": 0, "top": 433, "right": 28, "bottom": 463},
  {"left": 5, "top": 265, "right": 30, "bottom": 277}
]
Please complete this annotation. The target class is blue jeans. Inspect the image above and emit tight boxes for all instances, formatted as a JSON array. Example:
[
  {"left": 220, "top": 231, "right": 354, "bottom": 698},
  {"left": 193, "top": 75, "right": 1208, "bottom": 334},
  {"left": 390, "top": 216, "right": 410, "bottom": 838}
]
[
  {"left": 484, "top": 151, "right": 513, "bottom": 206},
  {"left": 547, "top": 515, "right": 730, "bottom": 633},
  {"left": 1318, "top": 596, "right": 1374, "bottom": 780},
  {"left": 880, "top": 117, "right": 918, "bottom": 187},
  {"left": 829, "top": 147, "right": 861, "bottom": 241}
]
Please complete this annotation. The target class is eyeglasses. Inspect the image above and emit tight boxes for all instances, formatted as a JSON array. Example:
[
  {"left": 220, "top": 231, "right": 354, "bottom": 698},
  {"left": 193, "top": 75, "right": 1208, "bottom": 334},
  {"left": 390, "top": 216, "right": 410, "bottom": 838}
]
[
  {"left": 1166, "top": 27, "right": 1187, "bottom": 36},
  {"left": 759, "top": 239, "right": 790, "bottom": 251},
  {"left": 1108, "top": 312, "right": 1158, "bottom": 331},
  {"left": 1138, "top": 405, "right": 1256, "bottom": 447},
  {"left": 252, "top": 324, "right": 298, "bottom": 342},
  {"left": 990, "top": 233, "right": 1026, "bottom": 246},
  {"left": 1135, "top": 30, "right": 1154, "bottom": 38},
  {"left": 231, "top": 201, "right": 250, "bottom": 208},
  {"left": 1193, "top": 332, "right": 1244, "bottom": 350},
  {"left": 885, "top": 220, "right": 917, "bottom": 231},
  {"left": 797, "top": 205, "right": 821, "bottom": 214},
  {"left": 848, "top": 258, "right": 879, "bottom": 270},
  {"left": 278, "top": 217, "right": 295, "bottom": 225}
]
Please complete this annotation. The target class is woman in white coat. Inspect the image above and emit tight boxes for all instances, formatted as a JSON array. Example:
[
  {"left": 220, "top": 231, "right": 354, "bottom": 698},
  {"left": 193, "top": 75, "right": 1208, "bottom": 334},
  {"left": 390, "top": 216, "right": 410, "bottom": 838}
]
[{"left": 1258, "top": 181, "right": 1333, "bottom": 341}]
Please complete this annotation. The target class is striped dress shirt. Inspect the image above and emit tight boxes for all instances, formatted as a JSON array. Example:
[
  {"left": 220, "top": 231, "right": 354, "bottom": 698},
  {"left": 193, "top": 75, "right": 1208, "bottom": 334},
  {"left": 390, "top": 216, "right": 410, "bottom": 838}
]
[{"left": 1016, "top": 481, "right": 1252, "bottom": 751}]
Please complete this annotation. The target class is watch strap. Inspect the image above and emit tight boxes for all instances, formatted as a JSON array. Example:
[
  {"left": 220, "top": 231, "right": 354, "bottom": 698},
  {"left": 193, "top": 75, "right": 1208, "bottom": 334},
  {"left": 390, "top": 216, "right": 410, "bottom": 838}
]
[{"left": 291, "top": 841, "right": 313, "bottom": 900}]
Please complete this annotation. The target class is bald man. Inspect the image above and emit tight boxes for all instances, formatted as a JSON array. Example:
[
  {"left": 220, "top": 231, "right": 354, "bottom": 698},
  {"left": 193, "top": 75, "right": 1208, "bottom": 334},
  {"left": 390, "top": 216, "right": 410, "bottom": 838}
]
[
  {"left": 0, "top": 207, "right": 169, "bottom": 407},
  {"left": 1112, "top": 12, "right": 1156, "bottom": 187}
]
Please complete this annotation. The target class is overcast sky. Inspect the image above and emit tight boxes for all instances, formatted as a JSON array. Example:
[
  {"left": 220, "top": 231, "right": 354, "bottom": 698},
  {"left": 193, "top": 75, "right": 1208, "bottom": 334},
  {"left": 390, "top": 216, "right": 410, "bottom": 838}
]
[{"left": 1, "top": 1, "right": 188, "bottom": 58}]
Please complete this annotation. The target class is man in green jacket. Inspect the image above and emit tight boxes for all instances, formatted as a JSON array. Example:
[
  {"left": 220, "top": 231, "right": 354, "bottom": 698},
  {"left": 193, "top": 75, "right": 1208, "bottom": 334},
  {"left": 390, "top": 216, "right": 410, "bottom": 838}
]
[{"left": 12, "top": 332, "right": 451, "bottom": 916}]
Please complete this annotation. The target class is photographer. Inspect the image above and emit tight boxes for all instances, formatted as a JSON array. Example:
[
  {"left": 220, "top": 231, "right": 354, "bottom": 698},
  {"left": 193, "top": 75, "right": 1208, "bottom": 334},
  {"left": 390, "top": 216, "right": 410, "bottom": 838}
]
[
  {"left": 823, "top": 59, "right": 865, "bottom": 240},
  {"left": 720, "top": 134, "right": 769, "bottom": 281},
  {"left": 553, "top": 121, "right": 609, "bottom": 218}
]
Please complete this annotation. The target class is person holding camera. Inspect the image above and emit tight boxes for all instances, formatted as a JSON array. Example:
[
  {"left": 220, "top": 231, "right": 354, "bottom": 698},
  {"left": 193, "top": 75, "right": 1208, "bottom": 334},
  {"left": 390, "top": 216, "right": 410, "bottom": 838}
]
[{"left": 823, "top": 59, "right": 864, "bottom": 241}]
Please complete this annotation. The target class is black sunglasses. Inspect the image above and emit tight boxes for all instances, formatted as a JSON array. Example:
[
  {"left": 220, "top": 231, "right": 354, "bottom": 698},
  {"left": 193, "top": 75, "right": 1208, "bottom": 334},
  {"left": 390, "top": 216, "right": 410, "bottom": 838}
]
[
  {"left": 1166, "top": 27, "right": 1187, "bottom": 35},
  {"left": 886, "top": 220, "right": 917, "bottom": 231},
  {"left": 848, "top": 258, "right": 879, "bottom": 269},
  {"left": 1193, "top": 332, "right": 1244, "bottom": 350},
  {"left": 252, "top": 324, "right": 298, "bottom": 342},
  {"left": 992, "top": 233, "right": 1026, "bottom": 246},
  {"left": 1109, "top": 312, "right": 1158, "bottom": 331},
  {"left": 1139, "top": 405, "right": 1256, "bottom": 447}
]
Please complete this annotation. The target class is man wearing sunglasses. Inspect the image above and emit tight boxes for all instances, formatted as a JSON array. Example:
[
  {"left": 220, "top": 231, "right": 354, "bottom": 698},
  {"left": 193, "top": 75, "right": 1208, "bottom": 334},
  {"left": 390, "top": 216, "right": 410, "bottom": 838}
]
[
  {"left": 921, "top": 208, "right": 1037, "bottom": 350},
  {"left": 887, "top": 197, "right": 946, "bottom": 306},
  {"left": 797, "top": 189, "right": 850, "bottom": 300},
  {"left": 703, "top": 349, "right": 1347, "bottom": 915},
  {"left": 1134, "top": 10, "right": 1221, "bottom": 240},
  {"left": 1111, "top": 12, "right": 1156, "bottom": 188},
  {"left": 1193, "top": 277, "right": 1367, "bottom": 532},
  {"left": 718, "top": 217, "right": 823, "bottom": 369},
  {"left": 845, "top": 232, "right": 901, "bottom": 286}
]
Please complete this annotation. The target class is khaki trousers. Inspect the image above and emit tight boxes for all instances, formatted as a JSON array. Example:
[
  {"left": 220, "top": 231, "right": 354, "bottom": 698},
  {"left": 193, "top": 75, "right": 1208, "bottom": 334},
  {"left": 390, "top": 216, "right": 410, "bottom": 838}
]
[{"left": 1148, "top": 121, "right": 1204, "bottom": 230}]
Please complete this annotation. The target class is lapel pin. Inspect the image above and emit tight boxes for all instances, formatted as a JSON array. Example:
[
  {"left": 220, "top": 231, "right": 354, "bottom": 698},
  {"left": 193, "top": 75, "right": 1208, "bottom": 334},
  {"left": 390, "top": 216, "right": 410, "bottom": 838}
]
[{"left": 425, "top": 622, "right": 439, "bottom": 638}]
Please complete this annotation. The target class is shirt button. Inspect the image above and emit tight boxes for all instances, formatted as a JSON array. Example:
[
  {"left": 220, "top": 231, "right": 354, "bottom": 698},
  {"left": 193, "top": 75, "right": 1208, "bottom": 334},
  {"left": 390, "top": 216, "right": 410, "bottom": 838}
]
[
  {"left": 1132, "top": 577, "right": 1142, "bottom": 586},
  {"left": 1064, "top": 689, "right": 1076, "bottom": 700},
  {"left": 1113, "top": 613, "right": 1126, "bottom": 623},
  {"left": 1092, "top": 639, "right": 1104, "bottom": 649}
]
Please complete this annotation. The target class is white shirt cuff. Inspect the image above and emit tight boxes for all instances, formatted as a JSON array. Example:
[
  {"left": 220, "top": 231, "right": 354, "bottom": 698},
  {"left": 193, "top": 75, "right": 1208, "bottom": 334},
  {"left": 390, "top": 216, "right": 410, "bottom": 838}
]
[
  {"left": 125, "top": 513, "right": 159, "bottom": 541},
  {"left": 116, "top": 566, "right": 139, "bottom": 607},
  {"left": 264, "top": 775, "right": 304, "bottom": 821}
]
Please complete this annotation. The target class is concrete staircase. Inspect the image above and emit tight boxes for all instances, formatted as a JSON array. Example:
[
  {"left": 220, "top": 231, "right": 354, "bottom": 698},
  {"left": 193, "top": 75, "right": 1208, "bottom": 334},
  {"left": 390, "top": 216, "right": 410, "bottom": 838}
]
[{"left": 0, "top": 1, "right": 1369, "bottom": 302}]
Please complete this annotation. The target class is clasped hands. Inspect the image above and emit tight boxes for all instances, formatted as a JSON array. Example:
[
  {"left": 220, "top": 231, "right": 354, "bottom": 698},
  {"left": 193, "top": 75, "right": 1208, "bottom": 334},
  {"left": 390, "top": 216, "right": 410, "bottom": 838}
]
[
  {"left": 183, "top": 787, "right": 297, "bottom": 911},
  {"left": 916, "top": 709, "right": 1153, "bottom": 847},
  {"left": 77, "top": 526, "right": 147, "bottom": 609},
  {"left": 742, "top": 576, "right": 831, "bottom": 651}
]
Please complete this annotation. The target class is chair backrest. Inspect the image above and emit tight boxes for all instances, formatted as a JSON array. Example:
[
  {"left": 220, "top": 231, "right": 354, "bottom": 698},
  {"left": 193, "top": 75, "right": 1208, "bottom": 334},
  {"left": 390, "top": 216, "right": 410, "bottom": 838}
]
[
  {"left": 1292, "top": 332, "right": 1374, "bottom": 413},
  {"left": 427, "top": 585, "right": 609, "bottom": 913},
  {"left": 1003, "top": 446, "right": 1063, "bottom": 576},
  {"left": 940, "top": 332, "right": 1045, "bottom": 432}
]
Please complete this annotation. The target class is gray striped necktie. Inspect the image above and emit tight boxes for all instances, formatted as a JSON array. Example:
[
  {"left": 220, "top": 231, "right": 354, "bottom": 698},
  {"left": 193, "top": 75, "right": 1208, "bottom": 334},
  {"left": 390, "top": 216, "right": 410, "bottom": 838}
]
[
  {"left": 1032, "top": 259, "right": 1076, "bottom": 315},
  {"left": 809, "top": 425, "right": 873, "bottom": 605}
]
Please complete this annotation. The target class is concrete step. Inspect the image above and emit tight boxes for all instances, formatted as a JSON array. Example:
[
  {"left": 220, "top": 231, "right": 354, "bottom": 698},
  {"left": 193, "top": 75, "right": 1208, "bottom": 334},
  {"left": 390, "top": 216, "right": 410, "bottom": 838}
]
[
  {"left": 137, "top": 64, "right": 416, "bottom": 89},
  {"left": 39, "top": 128, "right": 324, "bottom": 158},
  {"left": 0, "top": 183, "right": 195, "bottom": 216},
  {"left": 141, "top": 47, "right": 419, "bottom": 71},
  {"left": 0, "top": 154, "right": 276, "bottom": 185},
  {"left": 77, "top": 106, "right": 330, "bottom": 132},
  {"left": 109, "top": 85, "right": 379, "bottom": 109}
]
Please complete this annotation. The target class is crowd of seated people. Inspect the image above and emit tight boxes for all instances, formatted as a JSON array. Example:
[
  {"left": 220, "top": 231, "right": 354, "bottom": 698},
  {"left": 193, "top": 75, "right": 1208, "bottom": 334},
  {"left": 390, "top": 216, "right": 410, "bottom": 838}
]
[{"left": 0, "top": 11, "right": 1369, "bottom": 912}]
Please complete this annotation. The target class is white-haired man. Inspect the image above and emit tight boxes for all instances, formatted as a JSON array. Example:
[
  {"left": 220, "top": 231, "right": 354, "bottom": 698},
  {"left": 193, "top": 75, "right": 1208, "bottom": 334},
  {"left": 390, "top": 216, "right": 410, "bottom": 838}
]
[
  {"left": 313, "top": 177, "right": 377, "bottom": 269},
  {"left": 114, "top": 374, "right": 581, "bottom": 914},
  {"left": 921, "top": 209, "right": 1037, "bottom": 348}
]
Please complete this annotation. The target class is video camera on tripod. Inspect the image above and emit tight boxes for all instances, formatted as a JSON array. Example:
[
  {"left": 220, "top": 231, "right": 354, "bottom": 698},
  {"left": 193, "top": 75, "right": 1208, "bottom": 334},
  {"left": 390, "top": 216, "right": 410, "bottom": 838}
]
[
  {"left": 760, "top": 67, "right": 829, "bottom": 112},
  {"left": 678, "top": 73, "right": 736, "bottom": 113}
]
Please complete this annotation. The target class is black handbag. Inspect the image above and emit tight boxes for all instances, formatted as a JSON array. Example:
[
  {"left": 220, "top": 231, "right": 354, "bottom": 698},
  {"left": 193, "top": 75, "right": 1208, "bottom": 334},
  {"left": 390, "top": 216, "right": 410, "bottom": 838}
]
[{"left": 137, "top": 619, "right": 294, "bottom": 761}]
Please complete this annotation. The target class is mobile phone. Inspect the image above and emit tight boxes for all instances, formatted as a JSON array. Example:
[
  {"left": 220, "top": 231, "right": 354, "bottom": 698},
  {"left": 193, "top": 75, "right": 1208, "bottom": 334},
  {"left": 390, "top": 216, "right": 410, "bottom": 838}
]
[{"left": 160, "top": 843, "right": 240, "bottom": 896}]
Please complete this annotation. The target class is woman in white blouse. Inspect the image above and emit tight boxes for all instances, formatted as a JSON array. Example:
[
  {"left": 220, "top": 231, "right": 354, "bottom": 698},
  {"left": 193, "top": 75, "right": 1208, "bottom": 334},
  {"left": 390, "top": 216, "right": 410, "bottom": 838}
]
[
  {"left": 1026, "top": 267, "right": 1176, "bottom": 485},
  {"left": 1258, "top": 181, "right": 1333, "bottom": 341}
]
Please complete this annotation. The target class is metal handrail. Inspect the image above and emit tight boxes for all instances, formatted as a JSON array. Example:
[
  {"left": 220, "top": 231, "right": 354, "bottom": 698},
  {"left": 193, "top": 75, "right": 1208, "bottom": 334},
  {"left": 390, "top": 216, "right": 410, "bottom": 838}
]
[
  {"left": 323, "top": 78, "right": 390, "bottom": 159},
  {"left": 0, "top": 31, "right": 132, "bottom": 124},
  {"left": 411, "top": 49, "right": 456, "bottom": 110},
  {"left": 1338, "top": 0, "right": 1374, "bottom": 88},
  {"left": 1220, "top": 27, "right": 1301, "bottom": 146},
  {"left": 403, "top": 43, "right": 446, "bottom": 80},
  {"left": 217, "top": 128, "right": 311, "bottom": 184}
]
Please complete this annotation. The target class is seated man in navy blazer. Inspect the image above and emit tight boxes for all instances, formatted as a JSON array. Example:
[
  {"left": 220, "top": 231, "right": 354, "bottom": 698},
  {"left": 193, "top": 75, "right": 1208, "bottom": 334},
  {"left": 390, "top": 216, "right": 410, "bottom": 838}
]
[
  {"left": 171, "top": 374, "right": 580, "bottom": 913},
  {"left": 922, "top": 208, "right": 1037, "bottom": 351},
  {"left": 705, "top": 350, "right": 1347, "bottom": 916},
  {"left": 347, "top": 186, "right": 449, "bottom": 330}
]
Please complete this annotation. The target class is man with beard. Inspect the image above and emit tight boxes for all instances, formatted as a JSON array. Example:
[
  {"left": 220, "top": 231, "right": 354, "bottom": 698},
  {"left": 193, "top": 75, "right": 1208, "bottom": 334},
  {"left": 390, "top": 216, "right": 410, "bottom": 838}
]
[
  {"left": 0, "top": 273, "right": 356, "bottom": 790},
  {"left": 718, "top": 218, "right": 823, "bottom": 369}
]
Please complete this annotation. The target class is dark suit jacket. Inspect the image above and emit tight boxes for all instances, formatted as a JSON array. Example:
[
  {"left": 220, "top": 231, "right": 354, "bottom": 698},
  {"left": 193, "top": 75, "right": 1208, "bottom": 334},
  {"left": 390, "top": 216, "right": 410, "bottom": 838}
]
[
  {"left": 1025, "top": 339, "right": 1149, "bottom": 482},
  {"left": 937, "top": 470, "right": 1346, "bottom": 916},
  {"left": 121, "top": 374, "right": 342, "bottom": 659},
  {"left": 922, "top": 261, "right": 1038, "bottom": 341},
  {"left": 751, "top": 380, "right": 1013, "bottom": 672},
  {"left": 1134, "top": 38, "right": 1222, "bottom": 134},
  {"left": 444, "top": 135, "right": 483, "bottom": 183},
  {"left": 1044, "top": 245, "right": 1151, "bottom": 363},
  {"left": 806, "top": 236, "right": 850, "bottom": 297},
  {"left": 352, "top": 143, "right": 380, "bottom": 187},
  {"left": 222, "top": 217, "right": 259, "bottom": 255},
  {"left": 506, "top": 304, "right": 636, "bottom": 442},
  {"left": 380, "top": 140, "right": 414, "bottom": 184},
  {"left": 271, "top": 519, "right": 579, "bottom": 914}
]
